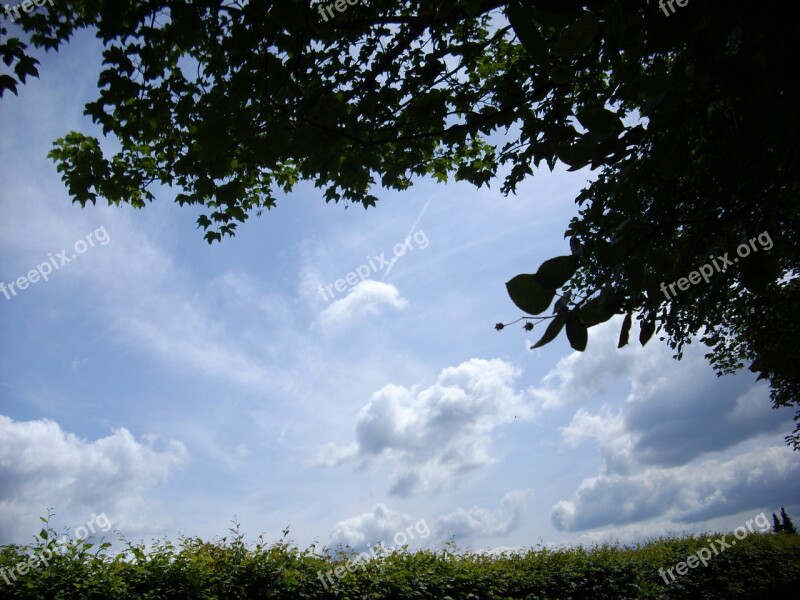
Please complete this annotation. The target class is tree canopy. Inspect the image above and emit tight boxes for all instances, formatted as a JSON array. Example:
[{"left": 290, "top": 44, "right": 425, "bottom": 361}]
[{"left": 3, "top": 0, "right": 799, "bottom": 447}]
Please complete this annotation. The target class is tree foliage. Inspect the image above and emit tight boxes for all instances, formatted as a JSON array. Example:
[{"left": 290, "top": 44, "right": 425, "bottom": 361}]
[{"left": 2, "top": 0, "right": 799, "bottom": 445}]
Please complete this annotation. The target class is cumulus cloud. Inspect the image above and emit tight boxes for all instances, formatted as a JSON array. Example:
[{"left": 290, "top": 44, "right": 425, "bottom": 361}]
[
  {"left": 318, "top": 280, "right": 408, "bottom": 332},
  {"left": 540, "top": 318, "right": 789, "bottom": 468},
  {"left": 328, "top": 504, "right": 431, "bottom": 552},
  {"left": 551, "top": 445, "right": 800, "bottom": 531},
  {"left": 539, "top": 318, "right": 797, "bottom": 532},
  {"left": 527, "top": 319, "right": 640, "bottom": 410},
  {"left": 316, "top": 358, "right": 533, "bottom": 495},
  {"left": 435, "top": 489, "right": 532, "bottom": 541},
  {"left": 0, "top": 415, "right": 187, "bottom": 542}
]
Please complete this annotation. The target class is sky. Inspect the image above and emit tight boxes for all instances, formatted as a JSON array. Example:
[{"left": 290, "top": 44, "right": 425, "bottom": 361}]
[{"left": 1, "top": 26, "right": 798, "bottom": 555}]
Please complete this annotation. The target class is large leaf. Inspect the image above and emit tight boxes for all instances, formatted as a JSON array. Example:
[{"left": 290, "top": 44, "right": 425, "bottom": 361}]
[
  {"left": 506, "top": 274, "right": 556, "bottom": 315},
  {"left": 580, "top": 297, "right": 615, "bottom": 327},
  {"left": 533, "top": 255, "right": 580, "bottom": 289},
  {"left": 531, "top": 313, "right": 567, "bottom": 349},
  {"left": 639, "top": 317, "right": 656, "bottom": 346},
  {"left": 618, "top": 312, "right": 632, "bottom": 348},
  {"left": 566, "top": 309, "right": 588, "bottom": 351}
]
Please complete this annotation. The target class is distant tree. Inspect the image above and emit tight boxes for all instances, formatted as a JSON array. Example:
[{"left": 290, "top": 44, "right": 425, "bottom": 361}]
[
  {"left": 772, "top": 508, "right": 798, "bottom": 534},
  {"left": 2, "top": 1, "right": 798, "bottom": 447},
  {"left": 780, "top": 508, "right": 798, "bottom": 535},
  {"left": 773, "top": 513, "right": 784, "bottom": 534}
]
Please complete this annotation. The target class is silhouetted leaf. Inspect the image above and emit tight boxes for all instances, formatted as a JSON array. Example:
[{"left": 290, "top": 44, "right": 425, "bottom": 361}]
[
  {"left": 533, "top": 255, "right": 580, "bottom": 289},
  {"left": 506, "top": 274, "right": 556, "bottom": 315},
  {"left": 580, "top": 297, "right": 615, "bottom": 327},
  {"left": 531, "top": 313, "right": 567, "bottom": 349},
  {"left": 566, "top": 309, "right": 588, "bottom": 351},
  {"left": 639, "top": 317, "right": 656, "bottom": 346},
  {"left": 618, "top": 312, "right": 632, "bottom": 348}
]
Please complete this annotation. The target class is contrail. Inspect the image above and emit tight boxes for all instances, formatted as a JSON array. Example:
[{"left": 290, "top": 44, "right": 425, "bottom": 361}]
[{"left": 382, "top": 197, "right": 433, "bottom": 280}]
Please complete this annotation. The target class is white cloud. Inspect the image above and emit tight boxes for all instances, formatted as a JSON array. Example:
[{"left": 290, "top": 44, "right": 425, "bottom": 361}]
[
  {"left": 538, "top": 318, "right": 796, "bottom": 532},
  {"left": 316, "top": 358, "right": 533, "bottom": 495},
  {"left": 560, "top": 407, "right": 636, "bottom": 475},
  {"left": 551, "top": 445, "right": 800, "bottom": 532},
  {"left": 328, "top": 504, "right": 431, "bottom": 552},
  {"left": 435, "top": 489, "right": 532, "bottom": 541},
  {"left": 317, "top": 280, "right": 408, "bottom": 333},
  {"left": 527, "top": 319, "right": 638, "bottom": 409},
  {"left": 0, "top": 415, "right": 187, "bottom": 541}
]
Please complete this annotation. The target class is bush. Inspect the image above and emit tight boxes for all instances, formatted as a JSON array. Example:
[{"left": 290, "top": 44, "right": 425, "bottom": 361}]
[{"left": 1, "top": 522, "right": 799, "bottom": 599}]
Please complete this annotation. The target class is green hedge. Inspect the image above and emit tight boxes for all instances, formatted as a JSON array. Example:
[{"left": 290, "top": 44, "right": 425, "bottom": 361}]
[{"left": 1, "top": 525, "right": 798, "bottom": 599}]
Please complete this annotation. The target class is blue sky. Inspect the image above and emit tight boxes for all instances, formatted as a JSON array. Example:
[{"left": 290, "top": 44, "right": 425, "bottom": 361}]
[{"left": 1, "top": 27, "right": 798, "bottom": 554}]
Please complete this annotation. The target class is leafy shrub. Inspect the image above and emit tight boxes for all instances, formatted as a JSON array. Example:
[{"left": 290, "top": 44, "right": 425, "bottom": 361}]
[{"left": 1, "top": 520, "right": 799, "bottom": 599}]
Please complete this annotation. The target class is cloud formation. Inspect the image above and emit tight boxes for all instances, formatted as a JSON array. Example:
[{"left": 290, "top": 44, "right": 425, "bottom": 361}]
[
  {"left": 318, "top": 280, "right": 408, "bottom": 333},
  {"left": 551, "top": 446, "right": 800, "bottom": 531},
  {"left": 434, "top": 489, "right": 532, "bottom": 541},
  {"left": 543, "top": 319, "right": 797, "bottom": 532},
  {"left": 328, "top": 504, "right": 430, "bottom": 552},
  {"left": 316, "top": 358, "right": 533, "bottom": 495},
  {"left": 0, "top": 416, "right": 187, "bottom": 541}
]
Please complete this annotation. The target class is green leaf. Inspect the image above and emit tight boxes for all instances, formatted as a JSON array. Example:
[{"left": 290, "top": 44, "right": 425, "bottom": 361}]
[
  {"left": 618, "top": 312, "right": 632, "bottom": 348},
  {"left": 506, "top": 274, "right": 556, "bottom": 315},
  {"left": 531, "top": 313, "right": 567, "bottom": 349},
  {"left": 566, "top": 309, "right": 588, "bottom": 351},
  {"left": 533, "top": 255, "right": 580, "bottom": 289}
]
